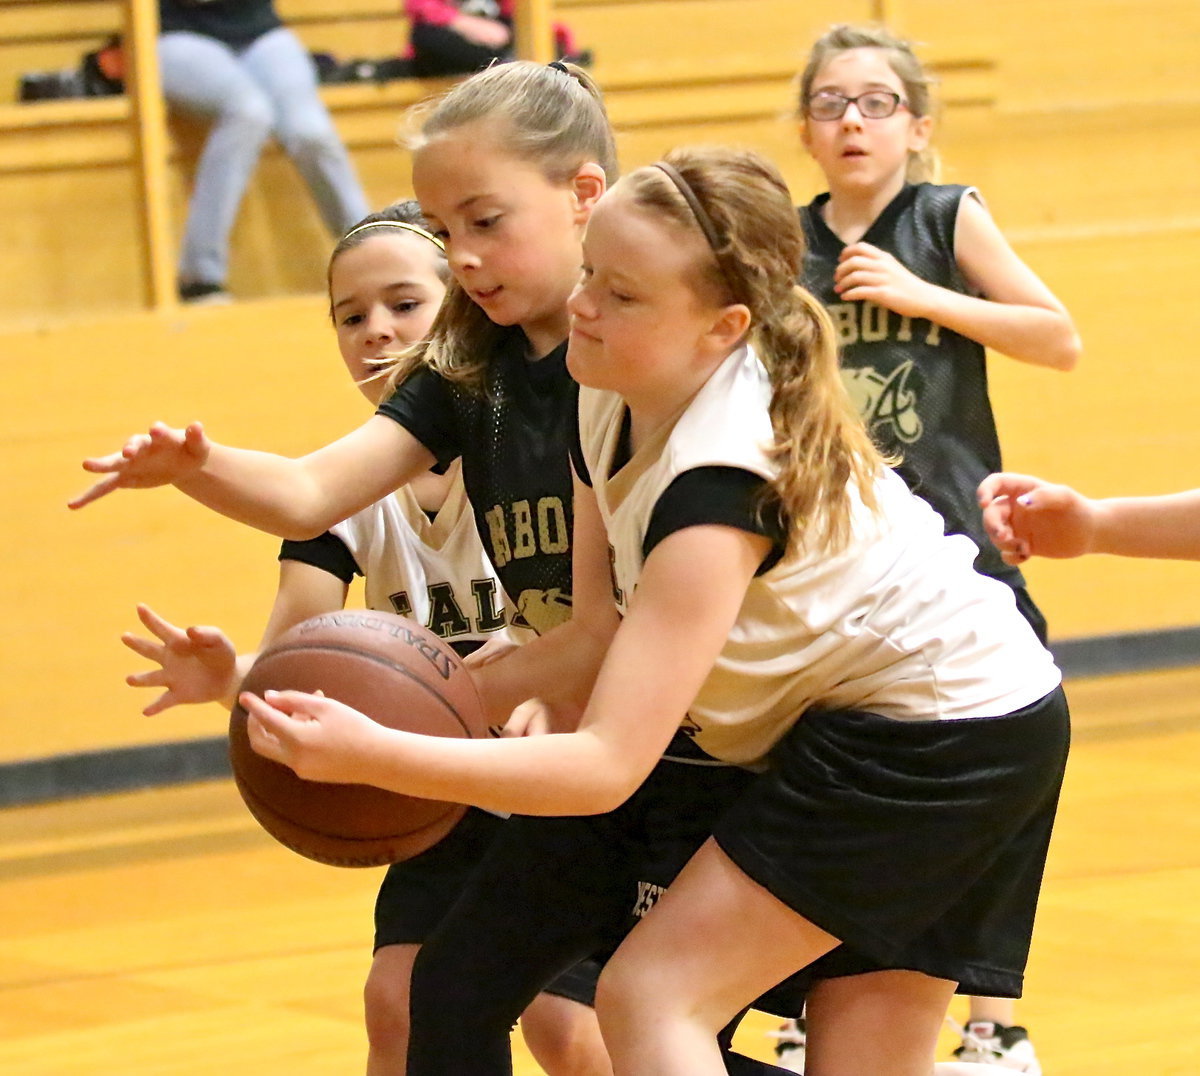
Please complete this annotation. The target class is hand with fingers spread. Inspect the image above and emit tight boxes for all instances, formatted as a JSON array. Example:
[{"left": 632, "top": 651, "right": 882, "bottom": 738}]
[
  {"left": 69, "top": 421, "right": 211, "bottom": 510},
  {"left": 240, "top": 688, "right": 389, "bottom": 785},
  {"left": 834, "top": 242, "right": 937, "bottom": 318},
  {"left": 122, "top": 603, "right": 241, "bottom": 715}
]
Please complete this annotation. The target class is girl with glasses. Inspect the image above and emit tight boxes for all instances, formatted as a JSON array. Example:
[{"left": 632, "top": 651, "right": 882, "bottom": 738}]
[{"left": 772, "top": 23, "right": 1084, "bottom": 1074}]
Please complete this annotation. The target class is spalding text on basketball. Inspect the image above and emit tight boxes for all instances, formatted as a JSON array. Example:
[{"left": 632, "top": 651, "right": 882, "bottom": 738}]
[{"left": 300, "top": 612, "right": 456, "bottom": 680}]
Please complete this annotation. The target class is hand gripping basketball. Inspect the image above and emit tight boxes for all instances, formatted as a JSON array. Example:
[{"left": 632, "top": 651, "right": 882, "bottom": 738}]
[{"left": 229, "top": 611, "right": 490, "bottom": 867}]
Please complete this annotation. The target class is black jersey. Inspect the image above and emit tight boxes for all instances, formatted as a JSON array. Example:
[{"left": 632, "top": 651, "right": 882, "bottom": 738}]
[
  {"left": 377, "top": 329, "right": 576, "bottom": 636},
  {"left": 159, "top": 0, "right": 281, "bottom": 46},
  {"left": 800, "top": 183, "right": 1018, "bottom": 586}
]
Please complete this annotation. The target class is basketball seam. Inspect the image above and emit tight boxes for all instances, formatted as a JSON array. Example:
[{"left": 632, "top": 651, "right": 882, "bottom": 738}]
[{"left": 250, "top": 642, "right": 480, "bottom": 737}]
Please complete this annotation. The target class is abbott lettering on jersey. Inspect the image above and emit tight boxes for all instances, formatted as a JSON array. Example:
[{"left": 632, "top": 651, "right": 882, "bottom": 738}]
[{"left": 483, "top": 496, "right": 570, "bottom": 568}]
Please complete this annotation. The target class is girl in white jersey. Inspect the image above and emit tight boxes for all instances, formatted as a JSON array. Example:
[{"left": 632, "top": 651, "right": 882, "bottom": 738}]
[
  {"left": 118, "top": 202, "right": 603, "bottom": 1076},
  {"left": 236, "top": 146, "right": 1070, "bottom": 1076}
]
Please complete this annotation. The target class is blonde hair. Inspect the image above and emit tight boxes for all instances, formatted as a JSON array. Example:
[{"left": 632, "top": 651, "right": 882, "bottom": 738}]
[
  {"left": 387, "top": 61, "right": 617, "bottom": 397},
  {"left": 625, "top": 146, "right": 884, "bottom": 556},
  {"left": 798, "top": 24, "right": 939, "bottom": 184}
]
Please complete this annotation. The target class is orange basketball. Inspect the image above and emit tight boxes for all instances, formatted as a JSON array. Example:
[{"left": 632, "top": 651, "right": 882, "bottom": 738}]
[{"left": 228, "top": 611, "right": 489, "bottom": 867}]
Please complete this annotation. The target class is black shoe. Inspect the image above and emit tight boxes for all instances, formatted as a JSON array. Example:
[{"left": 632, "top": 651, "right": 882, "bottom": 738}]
[{"left": 178, "top": 281, "right": 231, "bottom": 305}]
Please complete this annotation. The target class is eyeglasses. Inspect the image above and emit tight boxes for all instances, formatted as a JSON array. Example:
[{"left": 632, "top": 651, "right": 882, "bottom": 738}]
[{"left": 806, "top": 90, "right": 906, "bottom": 121}]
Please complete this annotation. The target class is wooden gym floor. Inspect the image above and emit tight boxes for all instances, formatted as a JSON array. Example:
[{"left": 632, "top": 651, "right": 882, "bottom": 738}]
[{"left": 1, "top": 668, "right": 1198, "bottom": 1075}]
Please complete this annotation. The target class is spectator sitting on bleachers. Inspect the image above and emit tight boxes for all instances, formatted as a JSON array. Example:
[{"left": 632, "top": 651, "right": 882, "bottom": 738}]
[
  {"left": 158, "top": 0, "right": 370, "bottom": 303},
  {"left": 404, "top": 0, "right": 589, "bottom": 78}
]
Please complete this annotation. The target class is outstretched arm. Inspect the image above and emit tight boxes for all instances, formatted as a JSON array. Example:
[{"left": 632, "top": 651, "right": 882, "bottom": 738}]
[
  {"left": 241, "top": 484, "right": 769, "bottom": 817},
  {"left": 255, "top": 558, "right": 352, "bottom": 651},
  {"left": 978, "top": 472, "right": 1200, "bottom": 562},
  {"left": 70, "top": 416, "right": 435, "bottom": 541},
  {"left": 834, "top": 194, "right": 1081, "bottom": 370}
]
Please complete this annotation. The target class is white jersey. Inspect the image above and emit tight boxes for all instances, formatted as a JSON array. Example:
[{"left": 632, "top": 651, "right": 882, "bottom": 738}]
[
  {"left": 328, "top": 468, "right": 531, "bottom": 649},
  {"left": 577, "top": 344, "right": 1062, "bottom": 766}
]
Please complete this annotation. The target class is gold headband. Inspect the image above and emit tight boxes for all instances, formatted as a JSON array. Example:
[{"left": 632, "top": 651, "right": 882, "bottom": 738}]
[{"left": 341, "top": 219, "right": 445, "bottom": 251}]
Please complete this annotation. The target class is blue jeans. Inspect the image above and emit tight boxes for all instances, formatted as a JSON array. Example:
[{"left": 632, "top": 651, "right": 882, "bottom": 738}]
[{"left": 159, "top": 27, "right": 369, "bottom": 286}]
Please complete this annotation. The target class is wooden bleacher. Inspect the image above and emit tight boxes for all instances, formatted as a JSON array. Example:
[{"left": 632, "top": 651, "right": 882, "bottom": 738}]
[
  {"left": 3, "top": 0, "right": 1200, "bottom": 772},
  {"left": 0, "top": 0, "right": 986, "bottom": 319}
]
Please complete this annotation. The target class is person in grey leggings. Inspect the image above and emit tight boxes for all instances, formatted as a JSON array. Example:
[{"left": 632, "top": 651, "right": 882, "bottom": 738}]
[{"left": 158, "top": 0, "right": 369, "bottom": 302}]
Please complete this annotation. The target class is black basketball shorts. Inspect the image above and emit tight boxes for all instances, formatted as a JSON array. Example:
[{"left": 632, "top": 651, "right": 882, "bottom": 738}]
[
  {"left": 373, "top": 806, "right": 602, "bottom": 1006},
  {"left": 715, "top": 686, "right": 1071, "bottom": 1006}
]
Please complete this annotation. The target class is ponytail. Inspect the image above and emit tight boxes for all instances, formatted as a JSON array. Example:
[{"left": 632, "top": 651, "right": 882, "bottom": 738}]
[{"left": 756, "top": 286, "right": 882, "bottom": 554}]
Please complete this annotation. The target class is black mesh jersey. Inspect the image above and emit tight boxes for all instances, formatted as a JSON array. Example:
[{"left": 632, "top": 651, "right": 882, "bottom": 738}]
[
  {"left": 800, "top": 182, "right": 1020, "bottom": 587},
  {"left": 377, "top": 329, "right": 576, "bottom": 636}
]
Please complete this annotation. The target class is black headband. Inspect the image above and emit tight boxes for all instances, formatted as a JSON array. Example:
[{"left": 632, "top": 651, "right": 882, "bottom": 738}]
[{"left": 652, "top": 162, "right": 739, "bottom": 296}]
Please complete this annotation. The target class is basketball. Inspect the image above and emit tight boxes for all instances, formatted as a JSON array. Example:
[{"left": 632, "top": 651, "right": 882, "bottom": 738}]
[{"left": 228, "top": 610, "right": 489, "bottom": 868}]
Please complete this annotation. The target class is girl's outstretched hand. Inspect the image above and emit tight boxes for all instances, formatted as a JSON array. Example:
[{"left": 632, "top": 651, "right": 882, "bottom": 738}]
[
  {"left": 977, "top": 472, "right": 1096, "bottom": 563},
  {"left": 834, "top": 242, "right": 935, "bottom": 318},
  {"left": 241, "top": 689, "right": 388, "bottom": 785},
  {"left": 122, "top": 603, "right": 239, "bottom": 715},
  {"left": 69, "top": 421, "right": 210, "bottom": 509}
]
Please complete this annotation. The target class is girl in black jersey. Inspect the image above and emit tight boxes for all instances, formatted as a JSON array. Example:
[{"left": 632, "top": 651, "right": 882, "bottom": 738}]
[
  {"left": 72, "top": 60, "right": 618, "bottom": 1076},
  {"left": 783, "top": 24, "right": 1083, "bottom": 1072},
  {"left": 235, "top": 147, "right": 1069, "bottom": 1076}
]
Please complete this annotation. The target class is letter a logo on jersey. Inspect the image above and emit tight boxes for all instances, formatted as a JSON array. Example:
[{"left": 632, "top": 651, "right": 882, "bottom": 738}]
[{"left": 842, "top": 361, "right": 923, "bottom": 445}]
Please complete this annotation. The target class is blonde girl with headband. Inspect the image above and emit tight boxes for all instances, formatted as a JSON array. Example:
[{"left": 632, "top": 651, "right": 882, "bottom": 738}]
[
  {"left": 234, "top": 146, "right": 1070, "bottom": 1076},
  {"left": 780, "top": 29, "right": 1082, "bottom": 1067},
  {"left": 73, "top": 61, "right": 618, "bottom": 1075}
]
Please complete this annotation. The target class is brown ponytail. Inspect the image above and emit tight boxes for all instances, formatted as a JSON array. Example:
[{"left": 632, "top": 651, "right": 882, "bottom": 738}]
[{"left": 758, "top": 283, "right": 881, "bottom": 553}]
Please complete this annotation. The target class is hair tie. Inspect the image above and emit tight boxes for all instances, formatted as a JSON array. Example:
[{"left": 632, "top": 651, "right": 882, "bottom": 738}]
[
  {"left": 341, "top": 219, "right": 445, "bottom": 252},
  {"left": 547, "top": 60, "right": 570, "bottom": 76},
  {"left": 652, "top": 162, "right": 739, "bottom": 296}
]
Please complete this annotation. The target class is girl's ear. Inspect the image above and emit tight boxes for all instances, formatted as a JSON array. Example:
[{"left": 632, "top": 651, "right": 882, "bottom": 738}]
[
  {"left": 706, "top": 303, "right": 752, "bottom": 353},
  {"left": 907, "top": 113, "right": 934, "bottom": 153},
  {"left": 798, "top": 119, "right": 814, "bottom": 157},
  {"left": 570, "top": 162, "right": 608, "bottom": 223}
]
